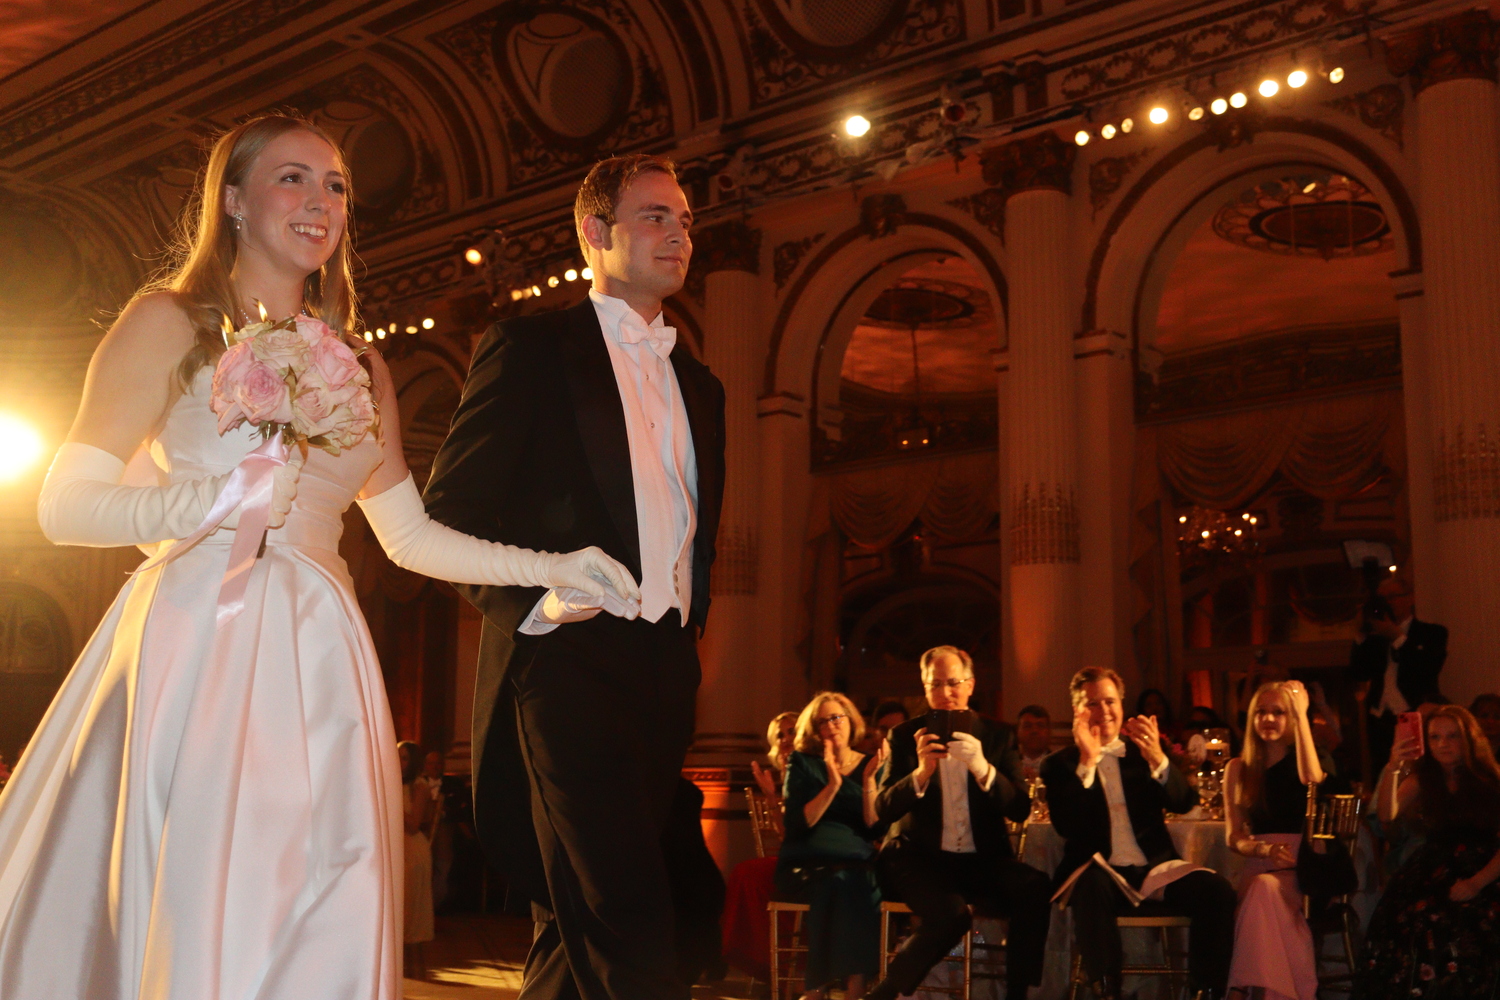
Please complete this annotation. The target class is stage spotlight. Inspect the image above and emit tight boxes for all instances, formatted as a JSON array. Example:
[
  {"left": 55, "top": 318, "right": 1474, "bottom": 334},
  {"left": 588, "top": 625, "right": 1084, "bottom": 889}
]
[
  {"left": 1328, "top": 66, "right": 1344, "bottom": 84},
  {"left": 564, "top": 268, "right": 578, "bottom": 281},
  {"left": 0, "top": 413, "right": 44, "bottom": 484},
  {"left": 844, "top": 114, "right": 871, "bottom": 137},
  {"left": 1211, "top": 97, "right": 1229, "bottom": 115},
  {"left": 547, "top": 275, "right": 560, "bottom": 288},
  {"left": 1074, "top": 129, "right": 1091, "bottom": 146},
  {"left": 1188, "top": 106, "right": 1205, "bottom": 120},
  {"left": 1230, "top": 91, "right": 1248, "bottom": 108},
  {"left": 582, "top": 267, "right": 594, "bottom": 280},
  {"left": 1148, "top": 106, "right": 1169, "bottom": 125},
  {"left": 1259, "top": 79, "right": 1279, "bottom": 97},
  {"left": 1101, "top": 124, "right": 1117, "bottom": 139},
  {"left": 464, "top": 248, "right": 483, "bottom": 265},
  {"left": 421, "top": 318, "right": 435, "bottom": 329},
  {"left": 1120, "top": 117, "right": 1134, "bottom": 133},
  {"left": 1288, "top": 69, "right": 1308, "bottom": 88}
]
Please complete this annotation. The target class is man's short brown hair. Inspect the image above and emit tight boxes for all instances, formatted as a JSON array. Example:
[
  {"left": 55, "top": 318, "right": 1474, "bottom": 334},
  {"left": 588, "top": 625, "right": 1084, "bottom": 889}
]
[
  {"left": 574, "top": 153, "right": 678, "bottom": 258},
  {"left": 1069, "top": 666, "right": 1125, "bottom": 709}
]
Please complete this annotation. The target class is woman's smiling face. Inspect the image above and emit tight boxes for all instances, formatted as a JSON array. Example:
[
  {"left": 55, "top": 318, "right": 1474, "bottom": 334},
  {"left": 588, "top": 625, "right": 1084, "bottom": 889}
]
[{"left": 227, "top": 129, "right": 348, "bottom": 280}]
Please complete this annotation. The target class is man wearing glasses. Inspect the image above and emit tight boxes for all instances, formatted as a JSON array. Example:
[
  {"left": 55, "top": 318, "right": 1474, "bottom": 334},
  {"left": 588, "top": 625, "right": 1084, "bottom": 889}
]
[{"left": 864, "top": 646, "right": 1049, "bottom": 1000}]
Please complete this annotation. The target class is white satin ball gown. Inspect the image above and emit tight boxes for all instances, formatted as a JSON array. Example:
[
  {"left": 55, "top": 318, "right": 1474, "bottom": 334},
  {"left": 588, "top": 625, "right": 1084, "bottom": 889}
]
[{"left": 0, "top": 370, "right": 403, "bottom": 999}]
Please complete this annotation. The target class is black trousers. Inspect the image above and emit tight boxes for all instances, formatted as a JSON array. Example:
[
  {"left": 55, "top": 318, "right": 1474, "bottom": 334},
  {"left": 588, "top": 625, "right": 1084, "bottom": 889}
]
[
  {"left": 875, "top": 842, "right": 1051, "bottom": 997},
  {"left": 1067, "top": 864, "right": 1236, "bottom": 992},
  {"left": 510, "top": 611, "right": 700, "bottom": 1000}
]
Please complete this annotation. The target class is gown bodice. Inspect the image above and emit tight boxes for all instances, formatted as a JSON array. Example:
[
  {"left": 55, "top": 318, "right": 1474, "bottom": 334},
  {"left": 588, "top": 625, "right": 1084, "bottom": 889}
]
[{"left": 150, "top": 367, "right": 383, "bottom": 551}]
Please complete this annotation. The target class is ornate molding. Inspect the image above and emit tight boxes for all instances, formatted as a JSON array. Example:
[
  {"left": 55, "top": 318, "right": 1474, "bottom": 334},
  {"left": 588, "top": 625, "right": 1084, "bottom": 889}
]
[
  {"left": 1088, "top": 148, "right": 1152, "bottom": 220},
  {"left": 1011, "top": 483, "right": 1080, "bottom": 565},
  {"left": 1434, "top": 423, "right": 1500, "bottom": 521},
  {"left": 1324, "top": 83, "right": 1404, "bottom": 148},
  {"left": 711, "top": 524, "right": 758, "bottom": 596},
  {"left": 1059, "top": 0, "right": 1373, "bottom": 101},
  {"left": 1385, "top": 11, "right": 1498, "bottom": 95},
  {"left": 980, "top": 131, "right": 1075, "bottom": 197},
  {"left": 947, "top": 188, "right": 1006, "bottom": 241},
  {"left": 773, "top": 233, "right": 824, "bottom": 290},
  {"left": 860, "top": 194, "right": 909, "bottom": 239}
]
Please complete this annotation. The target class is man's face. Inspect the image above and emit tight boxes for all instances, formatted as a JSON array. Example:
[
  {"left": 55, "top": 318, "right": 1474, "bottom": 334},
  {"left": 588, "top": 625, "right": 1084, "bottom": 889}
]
[
  {"left": 874, "top": 711, "right": 906, "bottom": 741},
  {"left": 1378, "top": 576, "right": 1414, "bottom": 623},
  {"left": 924, "top": 653, "right": 974, "bottom": 711},
  {"left": 1018, "top": 712, "right": 1051, "bottom": 756},
  {"left": 587, "top": 170, "right": 692, "bottom": 306},
  {"left": 1078, "top": 679, "right": 1124, "bottom": 745}
]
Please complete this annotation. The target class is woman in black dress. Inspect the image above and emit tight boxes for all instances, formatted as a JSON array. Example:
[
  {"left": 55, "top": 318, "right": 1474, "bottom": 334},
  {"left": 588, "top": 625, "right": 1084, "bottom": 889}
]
[
  {"left": 776, "top": 692, "right": 888, "bottom": 1000},
  {"left": 1356, "top": 705, "right": 1500, "bottom": 998},
  {"left": 1223, "top": 681, "right": 1326, "bottom": 1000}
]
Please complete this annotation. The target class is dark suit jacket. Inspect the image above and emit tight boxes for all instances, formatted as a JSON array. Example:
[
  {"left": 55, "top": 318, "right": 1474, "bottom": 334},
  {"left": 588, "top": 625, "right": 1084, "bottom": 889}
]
[
  {"left": 1040, "top": 742, "right": 1197, "bottom": 882},
  {"left": 875, "top": 714, "right": 1030, "bottom": 860},
  {"left": 422, "top": 297, "right": 725, "bottom": 897},
  {"left": 1348, "top": 617, "right": 1448, "bottom": 710}
]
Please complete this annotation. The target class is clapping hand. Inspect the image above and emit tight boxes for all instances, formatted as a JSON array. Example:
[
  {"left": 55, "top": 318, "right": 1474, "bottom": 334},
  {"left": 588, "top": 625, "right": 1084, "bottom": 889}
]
[
  {"left": 822, "top": 738, "right": 844, "bottom": 790},
  {"left": 863, "top": 738, "right": 889, "bottom": 787},
  {"left": 915, "top": 727, "right": 948, "bottom": 781},
  {"left": 1122, "top": 714, "right": 1167, "bottom": 770},
  {"left": 946, "top": 731, "right": 990, "bottom": 780},
  {"left": 1074, "top": 706, "right": 1105, "bottom": 768},
  {"left": 751, "top": 759, "right": 779, "bottom": 799}
]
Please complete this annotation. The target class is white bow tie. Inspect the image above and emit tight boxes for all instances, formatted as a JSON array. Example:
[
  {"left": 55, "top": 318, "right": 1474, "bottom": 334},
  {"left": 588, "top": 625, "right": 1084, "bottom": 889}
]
[
  {"left": 617, "top": 314, "right": 676, "bottom": 360},
  {"left": 1101, "top": 739, "right": 1127, "bottom": 758}
]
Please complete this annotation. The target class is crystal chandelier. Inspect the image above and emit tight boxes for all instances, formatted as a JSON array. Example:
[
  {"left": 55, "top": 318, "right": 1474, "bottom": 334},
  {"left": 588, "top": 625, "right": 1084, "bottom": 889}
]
[{"left": 1177, "top": 507, "right": 1260, "bottom": 558}]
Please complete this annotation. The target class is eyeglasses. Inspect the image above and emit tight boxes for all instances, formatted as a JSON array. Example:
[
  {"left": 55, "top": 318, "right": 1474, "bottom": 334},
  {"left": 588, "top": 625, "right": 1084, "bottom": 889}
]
[
  {"left": 924, "top": 677, "right": 973, "bottom": 690},
  {"left": 815, "top": 714, "right": 849, "bottom": 727}
]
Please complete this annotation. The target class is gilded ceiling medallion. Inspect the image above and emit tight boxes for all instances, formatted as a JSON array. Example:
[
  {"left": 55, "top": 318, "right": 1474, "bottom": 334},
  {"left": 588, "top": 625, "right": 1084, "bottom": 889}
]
[{"left": 1212, "top": 175, "right": 1392, "bottom": 260}]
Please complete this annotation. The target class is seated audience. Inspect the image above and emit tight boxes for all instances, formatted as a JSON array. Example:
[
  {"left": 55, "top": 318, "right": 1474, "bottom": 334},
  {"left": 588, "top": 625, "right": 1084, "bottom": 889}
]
[
  {"left": 1358, "top": 706, "right": 1500, "bottom": 998},
  {"left": 1042, "top": 667, "right": 1236, "bottom": 1000},
  {"left": 398, "top": 740, "right": 435, "bottom": 978},
  {"left": 752, "top": 710, "right": 798, "bottom": 806},
  {"left": 1137, "top": 687, "right": 1181, "bottom": 745},
  {"left": 1223, "top": 681, "right": 1325, "bottom": 1000},
  {"left": 1347, "top": 572, "right": 1447, "bottom": 775},
  {"left": 1185, "top": 704, "right": 1226, "bottom": 731},
  {"left": 865, "top": 646, "right": 1047, "bottom": 1000},
  {"left": 857, "top": 700, "right": 910, "bottom": 755},
  {"left": 1017, "top": 703, "right": 1052, "bottom": 780},
  {"left": 1470, "top": 693, "right": 1500, "bottom": 748},
  {"left": 775, "top": 692, "right": 887, "bottom": 1000}
]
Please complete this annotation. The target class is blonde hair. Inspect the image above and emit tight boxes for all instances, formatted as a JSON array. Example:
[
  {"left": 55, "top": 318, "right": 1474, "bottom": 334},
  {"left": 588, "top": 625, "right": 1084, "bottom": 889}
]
[
  {"left": 137, "top": 113, "right": 362, "bottom": 388},
  {"left": 765, "top": 710, "right": 797, "bottom": 771},
  {"left": 1238, "top": 682, "right": 1295, "bottom": 808},
  {"left": 793, "top": 692, "right": 865, "bottom": 755}
]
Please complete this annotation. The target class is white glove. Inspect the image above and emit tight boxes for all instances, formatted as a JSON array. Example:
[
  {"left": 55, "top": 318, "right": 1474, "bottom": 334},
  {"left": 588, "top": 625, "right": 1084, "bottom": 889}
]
[
  {"left": 536, "top": 585, "right": 640, "bottom": 626},
  {"left": 358, "top": 474, "right": 641, "bottom": 604},
  {"left": 946, "top": 731, "right": 991, "bottom": 781},
  {"left": 267, "top": 448, "right": 305, "bottom": 529},
  {"left": 38, "top": 442, "right": 230, "bottom": 547}
]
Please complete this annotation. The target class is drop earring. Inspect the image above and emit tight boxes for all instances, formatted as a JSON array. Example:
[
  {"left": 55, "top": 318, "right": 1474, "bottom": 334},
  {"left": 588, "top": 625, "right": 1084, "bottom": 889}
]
[{"left": 234, "top": 214, "right": 244, "bottom": 231}]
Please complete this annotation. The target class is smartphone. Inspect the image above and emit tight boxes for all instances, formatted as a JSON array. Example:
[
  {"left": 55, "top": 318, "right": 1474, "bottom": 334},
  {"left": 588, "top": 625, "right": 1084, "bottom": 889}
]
[
  {"left": 928, "top": 709, "right": 975, "bottom": 744},
  {"left": 1395, "top": 711, "right": 1424, "bottom": 757}
]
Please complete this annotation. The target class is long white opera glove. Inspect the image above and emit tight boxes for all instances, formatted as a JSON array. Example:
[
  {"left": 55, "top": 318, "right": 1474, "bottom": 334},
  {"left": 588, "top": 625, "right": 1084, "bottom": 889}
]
[
  {"left": 38, "top": 442, "right": 232, "bottom": 546},
  {"left": 357, "top": 474, "right": 641, "bottom": 604},
  {"left": 946, "top": 731, "right": 992, "bottom": 782}
]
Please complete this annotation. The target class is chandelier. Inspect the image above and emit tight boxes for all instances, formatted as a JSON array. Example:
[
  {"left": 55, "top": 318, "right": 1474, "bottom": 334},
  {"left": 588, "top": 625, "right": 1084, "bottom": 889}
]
[{"left": 1177, "top": 507, "right": 1260, "bottom": 558}]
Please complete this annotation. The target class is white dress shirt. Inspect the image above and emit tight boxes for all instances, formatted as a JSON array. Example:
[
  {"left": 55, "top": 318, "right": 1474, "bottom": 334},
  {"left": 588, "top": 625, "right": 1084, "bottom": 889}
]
[
  {"left": 519, "top": 291, "right": 697, "bottom": 634},
  {"left": 1076, "top": 740, "right": 1169, "bottom": 868},
  {"left": 1375, "top": 616, "right": 1414, "bottom": 717},
  {"left": 913, "top": 753, "right": 996, "bottom": 854}
]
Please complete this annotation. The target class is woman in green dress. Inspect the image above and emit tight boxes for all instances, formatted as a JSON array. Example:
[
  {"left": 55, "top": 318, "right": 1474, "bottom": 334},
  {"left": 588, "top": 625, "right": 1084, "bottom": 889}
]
[{"left": 775, "top": 691, "right": 889, "bottom": 1000}]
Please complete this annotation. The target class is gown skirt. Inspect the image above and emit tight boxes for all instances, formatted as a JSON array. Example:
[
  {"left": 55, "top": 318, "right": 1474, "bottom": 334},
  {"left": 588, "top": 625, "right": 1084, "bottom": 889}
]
[{"left": 0, "top": 375, "right": 401, "bottom": 1000}]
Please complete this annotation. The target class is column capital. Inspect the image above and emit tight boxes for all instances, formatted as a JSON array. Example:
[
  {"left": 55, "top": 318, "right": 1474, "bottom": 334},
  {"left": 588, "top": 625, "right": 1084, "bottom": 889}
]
[
  {"left": 1385, "top": 10, "right": 1497, "bottom": 95},
  {"left": 980, "top": 130, "right": 1076, "bottom": 199},
  {"left": 694, "top": 219, "right": 763, "bottom": 276}
]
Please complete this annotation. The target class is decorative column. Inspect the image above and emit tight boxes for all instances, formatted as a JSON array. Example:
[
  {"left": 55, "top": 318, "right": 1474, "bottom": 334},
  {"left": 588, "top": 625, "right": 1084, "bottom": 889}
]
[
  {"left": 690, "top": 220, "right": 770, "bottom": 769},
  {"left": 983, "top": 132, "right": 1081, "bottom": 721},
  {"left": 1387, "top": 13, "right": 1500, "bottom": 706}
]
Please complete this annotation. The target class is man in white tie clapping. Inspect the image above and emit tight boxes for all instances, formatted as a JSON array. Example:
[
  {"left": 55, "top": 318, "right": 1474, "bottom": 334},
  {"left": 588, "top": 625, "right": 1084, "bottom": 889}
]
[{"left": 1040, "top": 667, "right": 1236, "bottom": 1000}]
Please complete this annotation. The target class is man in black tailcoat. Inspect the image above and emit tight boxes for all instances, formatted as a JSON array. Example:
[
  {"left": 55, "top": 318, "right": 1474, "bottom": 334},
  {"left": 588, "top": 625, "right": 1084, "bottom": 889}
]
[
  {"left": 865, "top": 646, "right": 1050, "bottom": 1000},
  {"left": 1347, "top": 572, "right": 1447, "bottom": 770},
  {"left": 423, "top": 154, "right": 724, "bottom": 1000},
  {"left": 1042, "top": 666, "right": 1235, "bottom": 1000}
]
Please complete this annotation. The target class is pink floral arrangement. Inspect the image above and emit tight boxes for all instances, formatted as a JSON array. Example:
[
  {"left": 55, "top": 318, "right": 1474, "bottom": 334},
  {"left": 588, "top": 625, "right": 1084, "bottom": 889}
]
[{"left": 210, "top": 308, "right": 378, "bottom": 455}]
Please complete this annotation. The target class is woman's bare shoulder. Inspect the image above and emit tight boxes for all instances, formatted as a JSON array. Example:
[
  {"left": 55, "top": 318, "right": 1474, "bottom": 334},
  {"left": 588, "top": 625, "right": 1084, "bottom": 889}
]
[{"left": 100, "top": 291, "right": 199, "bottom": 360}]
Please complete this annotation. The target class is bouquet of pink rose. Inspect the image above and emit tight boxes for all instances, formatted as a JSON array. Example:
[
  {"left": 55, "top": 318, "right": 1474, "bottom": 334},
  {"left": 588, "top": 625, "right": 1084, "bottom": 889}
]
[{"left": 210, "top": 310, "right": 378, "bottom": 454}]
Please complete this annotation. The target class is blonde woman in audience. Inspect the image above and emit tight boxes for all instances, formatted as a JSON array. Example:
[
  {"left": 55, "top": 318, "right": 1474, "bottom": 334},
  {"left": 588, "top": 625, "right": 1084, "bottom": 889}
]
[
  {"left": 752, "top": 710, "right": 798, "bottom": 806},
  {"left": 1223, "top": 680, "right": 1325, "bottom": 1000}
]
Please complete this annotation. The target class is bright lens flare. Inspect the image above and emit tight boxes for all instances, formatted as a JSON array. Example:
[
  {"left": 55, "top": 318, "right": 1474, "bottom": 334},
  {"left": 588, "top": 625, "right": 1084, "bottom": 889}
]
[
  {"left": 1101, "top": 124, "right": 1117, "bottom": 139},
  {"left": 581, "top": 267, "right": 594, "bottom": 280},
  {"left": 1148, "top": 106, "right": 1169, "bottom": 125},
  {"left": 1211, "top": 98, "right": 1229, "bottom": 115},
  {"left": 1328, "top": 67, "right": 1345, "bottom": 84},
  {"left": 1074, "top": 130, "right": 1091, "bottom": 146},
  {"left": 1288, "top": 70, "right": 1308, "bottom": 88},
  {"left": 464, "top": 248, "right": 483, "bottom": 265},
  {"left": 1230, "top": 92, "right": 1248, "bottom": 108},
  {"left": 0, "top": 413, "right": 44, "bottom": 484},
  {"left": 1188, "top": 106, "right": 1205, "bottom": 120},
  {"left": 1259, "top": 79, "right": 1280, "bottom": 97},
  {"left": 421, "top": 318, "right": 435, "bottom": 329},
  {"left": 844, "top": 114, "right": 871, "bottom": 137}
]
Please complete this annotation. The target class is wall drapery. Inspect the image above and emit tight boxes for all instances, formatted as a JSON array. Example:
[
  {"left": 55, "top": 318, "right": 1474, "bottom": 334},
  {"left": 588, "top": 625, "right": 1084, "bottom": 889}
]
[{"left": 829, "top": 451, "right": 999, "bottom": 549}]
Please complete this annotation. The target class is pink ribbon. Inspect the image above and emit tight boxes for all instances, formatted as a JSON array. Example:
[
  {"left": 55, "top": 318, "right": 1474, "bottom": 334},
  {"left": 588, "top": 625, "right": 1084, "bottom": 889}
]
[{"left": 131, "top": 434, "right": 288, "bottom": 627}]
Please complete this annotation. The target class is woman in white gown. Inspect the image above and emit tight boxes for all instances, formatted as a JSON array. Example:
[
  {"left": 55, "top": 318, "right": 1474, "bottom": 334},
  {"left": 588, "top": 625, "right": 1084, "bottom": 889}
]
[{"left": 0, "top": 114, "right": 638, "bottom": 1000}]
